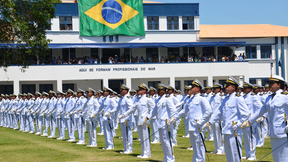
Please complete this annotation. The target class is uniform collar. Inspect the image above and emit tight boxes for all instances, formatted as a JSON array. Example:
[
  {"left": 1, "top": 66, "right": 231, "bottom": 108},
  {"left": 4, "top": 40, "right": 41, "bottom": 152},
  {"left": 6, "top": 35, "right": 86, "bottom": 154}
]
[{"left": 275, "top": 89, "right": 283, "bottom": 95}]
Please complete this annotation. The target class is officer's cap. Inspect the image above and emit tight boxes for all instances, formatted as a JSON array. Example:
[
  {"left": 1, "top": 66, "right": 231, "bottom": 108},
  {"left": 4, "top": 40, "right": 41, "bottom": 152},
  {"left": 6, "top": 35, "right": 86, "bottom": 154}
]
[
  {"left": 267, "top": 75, "right": 285, "bottom": 84},
  {"left": 49, "top": 90, "right": 56, "bottom": 96},
  {"left": 186, "top": 85, "right": 192, "bottom": 90},
  {"left": 103, "top": 86, "right": 113, "bottom": 92},
  {"left": 120, "top": 84, "right": 129, "bottom": 90},
  {"left": 57, "top": 91, "right": 64, "bottom": 95},
  {"left": 149, "top": 87, "right": 157, "bottom": 92},
  {"left": 77, "top": 88, "right": 85, "bottom": 93},
  {"left": 157, "top": 83, "right": 168, "bottom": 90},
  {"left": 264, "top": 84, "right": 269, "bottom": 88},
  {"left": 73, "top": 92, "right": 77, "bottom": 96},
  {"left": 177, "top": 90, "right": 181, "bottom": 93},
  {"left": 130, "top": 89, "right": 136, "bottom": 93},
  {"left": 243, "top": 82, "right": 253, "bottom": 88},
  {"left": 138, "top": 83, "right": 148, "bottom": 91},
  {"left": 205, "top": 86, "right": 212, "bottom": 89},
  {"left": 98, "top": 90, "right": 103, "bottom": 94},
  {"left": 252, "top": 84, "right": 261, "bottom": 89},
  {"left": 27, "top": 93, "right": 33, "bottom": 97},
  {"left": 213, "top": 82, "right": 223, "bottom": 89},
  {"left": 168, "top": 85, "right": 176, "bottom": 92},
  {"left": 42, "top": 92, "right": 49, "bottom": 96},
  {"left": 225, "top": 76, "right": 239, "bottom": 87},
  {"left": 136, "top": 88, "right": 139, "bottom": 91},
  {"left": 22, "top": 93, "right": 27, "bottom": 97},
  {"left": 192, "top": 79, "right": 204, "bottom": 90},
  {"left": 1, "top": 94, "right": 4, "bottom": 97},
  {"left": 35, "top": 91, "right": 42, "bottom": 96},
  {"left": 87, "top": 88, "right": 96, "bottom": 94},
  {"left": 9, "top": 94, "right": 13, "bottom": 97},
  {"left": 67, "top": 89, "right": 74, "bottom": 94},
  {"left": 113, "top": 91, "right": 117, "bottom": 95}
]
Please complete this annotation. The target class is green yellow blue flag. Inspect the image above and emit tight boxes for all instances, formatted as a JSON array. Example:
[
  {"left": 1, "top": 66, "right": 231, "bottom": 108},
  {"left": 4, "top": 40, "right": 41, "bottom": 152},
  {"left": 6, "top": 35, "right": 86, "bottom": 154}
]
[{"left": 79, "top": 0, "right": 145, "bottom": 36}]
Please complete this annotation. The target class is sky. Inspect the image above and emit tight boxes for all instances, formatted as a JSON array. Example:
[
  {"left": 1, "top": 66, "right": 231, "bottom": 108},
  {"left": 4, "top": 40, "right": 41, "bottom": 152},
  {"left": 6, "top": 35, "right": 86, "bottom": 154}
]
[{"left": 154, "top": 0, "right": 288, "bottom": 27}]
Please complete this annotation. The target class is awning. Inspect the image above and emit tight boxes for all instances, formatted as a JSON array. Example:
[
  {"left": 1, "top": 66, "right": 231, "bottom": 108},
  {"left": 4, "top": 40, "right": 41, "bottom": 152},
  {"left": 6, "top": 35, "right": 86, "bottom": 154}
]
[
  {"left": 47, "top": 42, "right": 246, "bottom": 49},
  {"left": 0, "top": 42, "right": 246, "bottom": 49}
]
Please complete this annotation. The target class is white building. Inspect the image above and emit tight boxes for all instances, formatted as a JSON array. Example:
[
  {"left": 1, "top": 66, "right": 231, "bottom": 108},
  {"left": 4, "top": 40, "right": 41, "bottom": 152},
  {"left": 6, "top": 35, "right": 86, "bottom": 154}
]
[{"left": 0, "top": 1, "right": 288, "bottom": 94}]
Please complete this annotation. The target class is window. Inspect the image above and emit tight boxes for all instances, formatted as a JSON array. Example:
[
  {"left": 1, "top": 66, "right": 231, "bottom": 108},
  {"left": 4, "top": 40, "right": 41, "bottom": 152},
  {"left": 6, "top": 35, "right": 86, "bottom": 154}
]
[
  {"left": 0, "top": 85, "right": 13, "bottom": 94},
  {"left": 203, "top": 47, "right": 214, "bottom": 56},
  {"left": 183, "top": 47, "right": 196, "bottom": 57},
  {"left": 167, "top": 16, "right": 179, "bottom": 30},
  {"left": 22, "top": 84, "right": 35, "bottom": 94},
  {"left": 146, "top": 48, "right": 158, "bottom": 62},
  {"left": 175, "top": 81, "right": 180, "bottom": 90},
  {"left": 203, "top": 80, "right": 207, "bottom": 87},
  {"left": 249, "top": 79, "right": 269, "bottom": 86},
  {"left": 246, "top": 46, "right": 257, "bottom": 58},
  {"left": 184, "top": 80, "right": 193, "bottom": 86},
  {"left": 249, "top": 79, "right": 257, "bottom": 85},
  {"left": 59, "top": 16, "right": 72, "bottom": 30},
  {"left": 91, "top": 48, "right": 98, "bottom": 58},
  {"left": 182, "top": 16, "right": 194, "bottom": 30},
  {"left": 63, "top": 84, "right": 74, "bottom": 91},
  {"left": 261, "top": 45, "right": 271, "bottom": 58},
  {"left": 219, "top": 80, "right": 226, "bottom": 86},
  {"left": 168, "top": 48, "right": 180, "bottom": 60},
  {"left": 45, "top": 19, "right": 51, "bottom": 30},
  {"left": 148, "top": 81, "right": 161, "bottom": 88},
  {"left": 39, "top": 84, "right": 53, "bottom": 93},
  {"left": 147, "top": 16, "right": 159, "bottom": 30},
  {"left": 62, "top": 48, "right": 75, "bottom": 61}
]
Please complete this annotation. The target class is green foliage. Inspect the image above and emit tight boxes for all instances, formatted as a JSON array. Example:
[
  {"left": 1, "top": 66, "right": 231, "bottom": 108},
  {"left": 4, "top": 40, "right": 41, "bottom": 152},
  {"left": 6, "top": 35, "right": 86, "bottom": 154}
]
[
  {"left": 0, "top": 0, "right": 61, "bottom": 70},
  {"left": 0, "top": 120, "right": 274, "bottom": 161}
]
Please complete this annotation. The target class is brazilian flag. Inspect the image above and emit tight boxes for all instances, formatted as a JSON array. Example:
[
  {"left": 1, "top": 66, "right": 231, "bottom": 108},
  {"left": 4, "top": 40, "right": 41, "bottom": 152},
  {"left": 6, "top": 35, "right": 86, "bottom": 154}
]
[{"left": 79, "top": 0, "right": 145, "bottom": 36}]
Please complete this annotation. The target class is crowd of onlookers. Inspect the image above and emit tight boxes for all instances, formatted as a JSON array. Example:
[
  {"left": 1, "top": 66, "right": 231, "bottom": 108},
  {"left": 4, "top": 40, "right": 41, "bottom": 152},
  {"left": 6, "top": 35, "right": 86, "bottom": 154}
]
[{"left": 36, "top": 53, "right": 247, "bottom": 65}]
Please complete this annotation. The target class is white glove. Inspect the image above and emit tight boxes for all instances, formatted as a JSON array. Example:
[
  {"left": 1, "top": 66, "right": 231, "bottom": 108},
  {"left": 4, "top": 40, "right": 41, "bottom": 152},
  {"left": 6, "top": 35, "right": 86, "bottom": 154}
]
[
  {"left": 241, "top": 120, "right": 251, "bottom": 128},
  {"left": 285, "top": 125, "right": 288, "bottom": 133},
  {"left": 104, "top": 111, "right": 110, "bottom": 117},
  {"left": 256, "top": 116, "right": 265, "bottom": 123},
  {"left": 202, "top": 122, "right": 211, "bottom": 130},
  {"left": 196, "top": 120, "right": 202, "bottom": 128},
  {"left": 232, "top": 123, "right": 239, "bottom": 132},
  {"left": 119, "top": 114, "right": 124, "bottom": 119},
  {"left": 142, "top": 118, "right": 149, "bottom": 126}
]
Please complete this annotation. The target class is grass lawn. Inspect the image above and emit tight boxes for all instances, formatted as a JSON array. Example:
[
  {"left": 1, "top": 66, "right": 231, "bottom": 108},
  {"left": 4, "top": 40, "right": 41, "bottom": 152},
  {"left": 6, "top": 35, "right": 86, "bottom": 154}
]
[{"left": 0, "top": 120, "right": 274, "bottom": 162}]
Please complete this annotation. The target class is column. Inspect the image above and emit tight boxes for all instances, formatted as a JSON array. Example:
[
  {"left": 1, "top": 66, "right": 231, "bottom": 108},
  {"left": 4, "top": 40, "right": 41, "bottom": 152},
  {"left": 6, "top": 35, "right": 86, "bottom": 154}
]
[
  {"left": 256, "top": 45, "right": 261, "bottom": 59},
  {"left": 239, "top": 76, "right": 244, "bottom": 87},
  {"left": 180, "top": 79, "right": 185, "bottom": 94},
  {"left": 208, "top": 75, "right": 213, "bottom": 87},
  {"left": 126, "top": 78, "right": 132, "bottom": 89},
  {"left": 158, "top": 48, "right": 161, "bottom": 62},
  {"left": 179, "top": 16, "right": 183, "bottom": 30},
  {"left": 57, "top": 80, "right": 62, "bottom": 92},
  {"left": 214, "top": 46, "right": 218, "bottom": 61},
  {"left": 13, "top": 80, "right": 20, "bottom": 94},
  {"left": 99, "top": 48, "right": 102, "bottom": 64},
  {"left": 35, "top": 83, "right": 40, "bottom": 92},
  {"left": 103, "top": 78, "right": 109, "bottom": 87},
  {"left": 244, "top": 75, "right": 249, "bottom": 83},
  {"left": 169, "top": 77, "right": 175, "bottom": 87},
  {"left": 256, "top": 79, "right": 262, "bottom": 86}
]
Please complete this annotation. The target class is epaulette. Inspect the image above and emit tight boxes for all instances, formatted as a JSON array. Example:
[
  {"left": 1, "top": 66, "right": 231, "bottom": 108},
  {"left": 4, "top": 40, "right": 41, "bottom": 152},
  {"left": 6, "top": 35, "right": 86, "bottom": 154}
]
[
  {"left": 94, "top": 97, "right": 97, "bottom": 99},
  {"left": 236, "top": 94, "right": 241, "bottom": 97},
  {"left": 220, "top": 94, "right": 223, "bottom": 96},
  {"left": 259, "top": 94, "right": 263, "bottom": 96},
  {"left": 264, "top": 92, "right": 267, "bottom": 95},
  {"left": 81, "top": 96, "right": 84, "bottom": 99},
  {"left": 174, "top": 94, "right": 176, "bottom": 97},
  {"left": 127, "top": 96, "right": 130, "bottom": 99},
  {"left": 110, "top": 96, "right": 113, "bottom": 98},
  {"left": 251, "top": 93, "right": 255, "bottom": 96},
  {"left": 244, "top": 93, "right": 247, "bottom": 96},
  {"left": 281, "top": 92, "right": 288, "bottom": 95},
  {"left": 166, "top": 95, "right": 170, "bottom": 98}
]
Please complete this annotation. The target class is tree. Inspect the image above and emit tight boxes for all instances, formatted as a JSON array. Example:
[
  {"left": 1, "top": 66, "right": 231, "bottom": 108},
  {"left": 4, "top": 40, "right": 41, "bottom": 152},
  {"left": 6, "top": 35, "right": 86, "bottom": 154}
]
[{"left": 0, "top": 0, "right": 61, "bottom": 71}]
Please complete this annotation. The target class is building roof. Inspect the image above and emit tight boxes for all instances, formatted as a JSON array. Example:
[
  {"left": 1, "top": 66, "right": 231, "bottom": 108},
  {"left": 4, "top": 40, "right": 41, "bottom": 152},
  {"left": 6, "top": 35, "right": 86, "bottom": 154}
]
[{"left": 200, "top": 24, "right": 288, "bottom": 38}]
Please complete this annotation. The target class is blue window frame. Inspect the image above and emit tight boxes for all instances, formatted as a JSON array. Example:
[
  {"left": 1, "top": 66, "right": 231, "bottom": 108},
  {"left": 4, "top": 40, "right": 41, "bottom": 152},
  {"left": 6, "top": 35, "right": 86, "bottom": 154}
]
[
  {"left": 146, "top": 48, "right": 158, "bottom": 63},
  {"left": 249, "top": 78, "right": 269, "bottom": 86},
  {"left": 184, "top": 80, "right": 194, "bottom": 86},
  {"left": 39, "top": 84, "right": 53, "bottom": 93},
  {"left": 22, "top": 84, "right": 35, "bottom": 94},
  {"left": 0, "top": 85, "right": 13, "bottom": 94},
  {"left": 168, "top": 48, "right": 180, "bottom": 59},
  {"left": 147, "top": 16, "right": 159, "bottom": 30},
  {"left": 261, "top": 45, "right": 272, "bottom": 58},
  {"left": 148, "top": 81, "right": 161, "bottom": 88},
  {"left": 182, "top": 16, "right": 194, "bottom": 30},
  {"left": 63, "top": 84, "right": 74, "bottom": 91},
  {"left": 59, "top": 16, "right": 72, "bottom": 30},
  {"left": 246, "top": 46, "right": 257, "bottom": 58},
  {"left": 167, "top": 16, "right": 179, "bottom": 30},
  {"left": 175, "top": 81, "right": 181, "bottom": 90}
]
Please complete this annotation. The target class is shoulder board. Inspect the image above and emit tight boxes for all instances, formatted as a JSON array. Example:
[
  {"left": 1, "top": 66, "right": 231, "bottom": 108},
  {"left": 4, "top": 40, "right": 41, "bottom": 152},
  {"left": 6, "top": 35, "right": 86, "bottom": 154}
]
[
  {"left": 259, "top": 94, "right": 263, "bottom": 96},
  {"left": 32, "top": 98, "right": 35, "bottom": 100},
  {"left": 251, "top": 93, "right": 255, "bottom": 96},
  {"left": 110, "top": 96, "right": 113, "bottom": 98},
  {"left": 166, "top": 96, "right": 170, "bottom": 98},
  {"left": 281, "top": 92, "right": 288, "bottom": 95},
  {"left": 94, "top": 97, "right": 97, "bottom": 99},
  {"left": 127, "top": 96, "right": 130, "bottom": 99},
  {"left": 264, "top": 92, "right": 267, "bottom": 95},
  {"left": 236, "top": 94, "right": 241, "bottom": 97},
  {"left": 220, "top": 94, "right": 223, "bottom": 96},
  {"left": 174, "top": 94, "right": 176, "bottom": 97}
]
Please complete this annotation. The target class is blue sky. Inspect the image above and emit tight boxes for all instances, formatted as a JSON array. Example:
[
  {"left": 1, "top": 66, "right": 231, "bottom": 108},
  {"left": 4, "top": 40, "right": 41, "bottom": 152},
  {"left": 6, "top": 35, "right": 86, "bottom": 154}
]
[{"left": 154, "top": 0, "right": 288, "bottom": 27}]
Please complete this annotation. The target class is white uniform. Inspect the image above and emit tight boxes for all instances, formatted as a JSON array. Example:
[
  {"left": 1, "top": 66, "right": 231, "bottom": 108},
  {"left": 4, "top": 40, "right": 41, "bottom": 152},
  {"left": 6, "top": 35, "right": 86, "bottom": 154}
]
[
  {"left": 117, "top": 95, "right": 134, "bottom": 152},
  {"left": 149, "top": 94, "right": 159, "bottom": 143},
  {"left": 210, "top": 92, "right": 249, "bottom": 162},
  {"left": 85, "top": 96, "right": 100, "bottom": 146},
  {"left": 26, "top": 98, "right": 35, "bottom": 132},
  {"left": 39, "top": 98, "right": 49, "bottom": 135},
  {"left": 175, "top": 93, "right": 212, "bottom": 162},
  {"left": 64, "top": 96, "right": 76, "bottom": 141},
  {"left": 249, "top": 89, "right": 288, "bottom": 162},
  {"left": 47, "top": 97, "right": 57, "bottom": 137},
  {"left": 124, "top": 94, "right": 155, "bottom": 157},
  {"left": 55, "top": 97, "right": 65, "bottom": 139},
  {"left": 148, "top": 94, "right": 177, "bottom": 162},
  {"left": 74, "top": 96, "right": 87, "bottom": 144}
]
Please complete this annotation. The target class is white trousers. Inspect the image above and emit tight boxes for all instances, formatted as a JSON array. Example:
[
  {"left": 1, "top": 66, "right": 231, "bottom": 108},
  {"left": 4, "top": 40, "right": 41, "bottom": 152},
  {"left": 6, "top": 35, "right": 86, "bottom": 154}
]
[
  {"left": 242, "top": 127, "right": 256, "bottom": 158},
  {"left": 159, "top": 127, "right": 175, "bottom": 162},
  {"left": 65, "top": 117, "right": 75, "bottom": 140},
  {"left": 103, "top": 119, "right": 114, "bottom": 148},
  {"left": 256, "top": 122, "right": 265, "bottom": 146},
  {"left": 57, "top": 118, "right": 65, "bottom": 139},
  {"left": 76, "top": 117, "right": 85, "bottom": 143},
  {"left": 21, "top": 114, "right": 26, "bottom": 130},
  {"left": 36, "top": 116, "right": 42, "bottom": 133},
  {"left": 271, "top": 137, "right": 288, "bottom": 162},
  {"left": 120, "top": 122, "right": 133, "bottom": 152},
  {"left": 184, "top": 117, "right": 189, "bottom": 136},
  {"left": 189, "top": 131, "right": 205, "bottom": 162},
  {"left": 224, "top": 134, "right": 242, "bottom": 162},
  {"left": 50, "top": 116, "right": 56, "bottom": 137},
  {"left": 211, "top": 122, "right": 224, "bottom": 153},
  {"left": 150, "top": 119, "right": 159, "bottom": 142},
  {"left": 138, "top": 125, "right": 151, "bottom": 156},
  {"left": 87, "top": 119, "right": 97, "bottom": 146}
]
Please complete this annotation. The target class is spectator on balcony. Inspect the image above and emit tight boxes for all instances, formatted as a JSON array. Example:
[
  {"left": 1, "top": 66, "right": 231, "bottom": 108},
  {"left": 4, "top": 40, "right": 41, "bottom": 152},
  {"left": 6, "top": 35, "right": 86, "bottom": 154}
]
[
  {"left": 221, "top": 55, "right": 226, "bottom": 62},
  {"left": 148, "top": 56, "right": 152, "bottom": 63},
  {"left": 194, "top": 56, "right": 199, "bottom": 62},
  {"left": 114, "top": 55, "right": 118, "bottom": 63},
  {"left": 139, "top": 56, "right": 145, "bottom": 63},
  {"left": 57, "top": 57, "right": 62, "bottom": 64},
  {"left": 108, "top": 57, "right": 113, "bottom": 64},
  {"left": 234, "top": 55, "right": 239, "bottom": 61},
  {"left": 161, "top": 56, "right": 165, "bottom": 63},
  {"left": 52, "top": 57, "right": 57, "bottom": 64},
  {"left": 212, "top": 57, "right": 216, "bottom": 62},
  {"left": 153, "top": 56, "right": 158, "bottom": 63},
  {"left": 238, "top": 53, "right": 243, "bottom": 61}
]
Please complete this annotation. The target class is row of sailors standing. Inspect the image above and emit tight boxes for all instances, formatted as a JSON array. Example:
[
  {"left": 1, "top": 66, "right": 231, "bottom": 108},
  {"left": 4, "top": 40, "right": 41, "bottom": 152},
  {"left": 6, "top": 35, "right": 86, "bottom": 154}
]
[{"left": 1, "top": 75, "right": 288, "bottom": 162}]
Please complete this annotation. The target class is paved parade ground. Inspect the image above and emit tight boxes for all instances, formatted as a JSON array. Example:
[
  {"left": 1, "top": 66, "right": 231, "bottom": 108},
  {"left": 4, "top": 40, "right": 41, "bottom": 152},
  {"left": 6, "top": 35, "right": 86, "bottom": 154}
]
[{"left": 0, "top": 121, "right": 273, "bottom": 162}]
